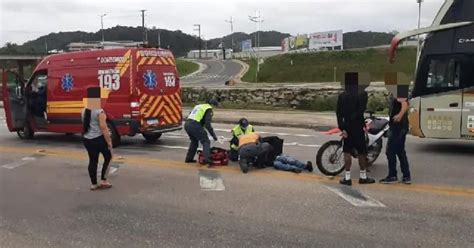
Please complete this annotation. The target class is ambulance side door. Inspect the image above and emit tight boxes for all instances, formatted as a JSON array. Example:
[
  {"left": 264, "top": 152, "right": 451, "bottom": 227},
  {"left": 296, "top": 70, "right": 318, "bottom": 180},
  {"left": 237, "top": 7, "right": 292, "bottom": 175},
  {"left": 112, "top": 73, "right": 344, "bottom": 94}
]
[{"left": 2, "top": 70, "right": 27, "bottom": 131}]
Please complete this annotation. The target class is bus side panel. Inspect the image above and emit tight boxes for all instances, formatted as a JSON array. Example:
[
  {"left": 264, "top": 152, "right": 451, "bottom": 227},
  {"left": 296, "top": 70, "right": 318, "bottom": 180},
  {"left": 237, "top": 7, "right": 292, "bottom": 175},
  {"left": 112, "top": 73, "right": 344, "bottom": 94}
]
[
  {"left": 461, "top": 87, "right": 474, "bottom": 138},
  {"left": 408, "top": 97, "right": 424, "bottom": 137},
  {"left": 419, "top": 90, "right": 463, "bottom": 139}
]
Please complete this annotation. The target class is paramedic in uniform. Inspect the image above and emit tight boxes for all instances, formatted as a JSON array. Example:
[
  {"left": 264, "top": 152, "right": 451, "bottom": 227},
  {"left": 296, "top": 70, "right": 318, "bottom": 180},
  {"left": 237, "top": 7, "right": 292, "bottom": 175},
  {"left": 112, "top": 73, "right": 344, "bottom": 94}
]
[
  {"left": 229, "top": 118, "right": 255, "bottom": 161},
  {"left": 184, "top": 99, "right": 219, "bottom": 166}
]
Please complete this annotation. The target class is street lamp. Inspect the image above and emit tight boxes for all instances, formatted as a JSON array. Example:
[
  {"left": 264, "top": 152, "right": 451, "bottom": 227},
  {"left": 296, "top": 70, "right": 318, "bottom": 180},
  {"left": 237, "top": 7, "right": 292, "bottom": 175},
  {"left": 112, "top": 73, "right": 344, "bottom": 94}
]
[
  {"left": 249, "top": 11, "right": 264, "bottom": 83},
  {"left": 225, "top": 16, "right": 234, "bottom": 50},
  {"left": 99, "top": 13, "right": 107, "bottom": 42},
  {"left": 194, "top": 24, "right": 201, "bottom": 59},
  {"left": 416, "top": 0, "right": 423, "bottom": 60}
]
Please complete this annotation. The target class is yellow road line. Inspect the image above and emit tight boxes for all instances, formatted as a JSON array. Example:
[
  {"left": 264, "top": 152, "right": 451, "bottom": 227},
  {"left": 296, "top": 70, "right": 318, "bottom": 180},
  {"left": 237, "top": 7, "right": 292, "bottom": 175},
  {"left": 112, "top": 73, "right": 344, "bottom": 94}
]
[{"left": 1, "top": 145, "right": 473, "bottom": 198}]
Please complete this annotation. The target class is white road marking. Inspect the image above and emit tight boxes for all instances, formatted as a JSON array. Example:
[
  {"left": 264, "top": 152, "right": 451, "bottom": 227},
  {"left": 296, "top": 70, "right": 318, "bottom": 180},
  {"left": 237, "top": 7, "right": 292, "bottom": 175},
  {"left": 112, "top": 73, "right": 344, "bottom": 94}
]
[
  {"left": 324, "top": 185, "right": 386, "bottom": 208},
  {"left": 284, "top": 142, "right": 321, "bottom": 148},
  {"left": 213, "top": 128, "right": 317, "bottom": 138},
  {"left": 159, "top": 145, "right": 189, "bottom": 150},
  {"left": 199, "top": 175, "right": 225, "bottom": 191},
  {"left": 109, "top": 167, "right": 118, "bottom": 174},
  {"left": 164, "top": 133, "right": 321, "bottom": 148},
  {"left": 297, "top": 144, "right": 321, "bottom": 148},
  {"left": 1, "top": 156, "right": 37, "bottom": 169}
]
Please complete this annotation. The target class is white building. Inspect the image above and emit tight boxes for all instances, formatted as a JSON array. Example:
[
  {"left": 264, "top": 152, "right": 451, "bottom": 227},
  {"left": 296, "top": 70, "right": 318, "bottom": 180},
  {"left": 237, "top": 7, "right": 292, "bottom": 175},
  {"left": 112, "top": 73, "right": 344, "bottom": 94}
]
[
  {"left": 233, "top": 47, "right": 283, "bottom": 59},
  {"left": 187, "top": 49, "right": 233, "bottom": 59},
  {"left": 68, "top": 41, "right": 145, "bottom": 51}
]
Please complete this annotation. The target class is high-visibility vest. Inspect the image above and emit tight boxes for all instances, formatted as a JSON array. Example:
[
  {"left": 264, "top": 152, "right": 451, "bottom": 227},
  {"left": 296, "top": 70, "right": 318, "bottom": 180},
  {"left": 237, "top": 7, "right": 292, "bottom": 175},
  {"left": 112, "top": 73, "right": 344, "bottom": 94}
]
[
  {"left": 238, "top": 133, "right": 260, "bottom": 147},
  {"left": 230, "top": 124, "right": 254, "bottom": 150},
  {"left": 188, "top": 104, "right": 212, "bottom": 122}
]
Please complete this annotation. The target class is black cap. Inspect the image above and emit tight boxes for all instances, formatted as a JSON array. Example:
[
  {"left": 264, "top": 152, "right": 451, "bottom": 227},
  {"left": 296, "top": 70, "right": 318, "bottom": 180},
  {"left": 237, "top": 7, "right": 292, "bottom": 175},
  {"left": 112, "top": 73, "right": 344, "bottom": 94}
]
[
  {"left": 207, "top": 98, "right": 219, "bottom": 107},
  {"left": 239, "top": 118, "right": 249, "bottom": 128}
]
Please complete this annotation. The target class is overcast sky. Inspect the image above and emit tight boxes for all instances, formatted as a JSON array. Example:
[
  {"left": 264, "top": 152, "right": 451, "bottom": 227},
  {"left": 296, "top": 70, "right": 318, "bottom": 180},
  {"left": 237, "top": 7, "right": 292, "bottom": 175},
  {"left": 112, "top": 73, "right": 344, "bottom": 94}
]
[{"left": 0, "top": 0, "right": 445, "bottom": 46}]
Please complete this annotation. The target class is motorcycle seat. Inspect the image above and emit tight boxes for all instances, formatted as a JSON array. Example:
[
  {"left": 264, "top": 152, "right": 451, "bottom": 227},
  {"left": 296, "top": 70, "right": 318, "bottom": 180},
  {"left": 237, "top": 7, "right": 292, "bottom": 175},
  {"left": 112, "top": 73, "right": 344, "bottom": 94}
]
[{"left": 368, "top": 118, "right": 389, "bottom": 135}]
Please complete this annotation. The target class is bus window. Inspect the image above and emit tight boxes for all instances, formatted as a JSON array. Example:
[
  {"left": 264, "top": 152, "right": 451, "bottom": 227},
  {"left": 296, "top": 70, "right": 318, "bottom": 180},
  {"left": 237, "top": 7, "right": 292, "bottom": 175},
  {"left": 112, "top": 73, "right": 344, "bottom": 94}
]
[{"left": 427, "top": 59, "right": 460, "bottom": 89}]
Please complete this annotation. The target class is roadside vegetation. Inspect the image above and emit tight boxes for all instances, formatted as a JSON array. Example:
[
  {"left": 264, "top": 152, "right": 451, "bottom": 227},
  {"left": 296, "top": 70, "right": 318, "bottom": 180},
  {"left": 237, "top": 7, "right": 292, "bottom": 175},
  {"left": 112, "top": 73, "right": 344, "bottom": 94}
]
[
  {"left": 183, "top": 95, "right": 388, "bottom": 113},
  {"left": 241, "top": 47, "right": 416, "bottom": 83},
  {"left": 176, "top": 59, "right": 199, "bottom": 77}
]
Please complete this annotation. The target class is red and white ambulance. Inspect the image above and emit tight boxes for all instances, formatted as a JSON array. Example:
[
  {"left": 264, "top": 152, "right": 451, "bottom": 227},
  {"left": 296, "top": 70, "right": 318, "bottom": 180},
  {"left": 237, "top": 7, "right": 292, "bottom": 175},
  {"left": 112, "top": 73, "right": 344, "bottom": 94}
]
[{"left": 2, "top": 48, "right": 183, "bottom": 146}]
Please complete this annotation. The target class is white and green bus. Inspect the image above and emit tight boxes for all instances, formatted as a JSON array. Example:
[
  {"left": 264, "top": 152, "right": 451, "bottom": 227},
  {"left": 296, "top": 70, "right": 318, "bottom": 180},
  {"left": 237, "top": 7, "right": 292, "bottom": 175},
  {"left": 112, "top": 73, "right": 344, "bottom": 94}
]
[{"left": 390, "top": 0, "right": 474, "bottom": 140}]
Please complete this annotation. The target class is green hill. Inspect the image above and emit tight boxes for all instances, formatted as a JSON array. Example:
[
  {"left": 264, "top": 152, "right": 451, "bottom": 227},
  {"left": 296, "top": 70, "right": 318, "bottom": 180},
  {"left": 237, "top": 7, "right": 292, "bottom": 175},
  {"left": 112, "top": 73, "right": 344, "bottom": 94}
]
[
  {"left": 1, "top": 27, "right": 398, "bottom": 57},
  {"left": 242, "top": 47, "right": 417, "bottom": 83}
]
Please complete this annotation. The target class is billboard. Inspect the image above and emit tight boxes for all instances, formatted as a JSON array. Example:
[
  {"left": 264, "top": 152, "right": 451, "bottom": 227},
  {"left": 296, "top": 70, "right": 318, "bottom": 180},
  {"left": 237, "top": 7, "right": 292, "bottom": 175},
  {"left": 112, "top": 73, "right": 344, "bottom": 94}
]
[
  {"left": 309, "top": 30, "right": 343, "bottom": 50},
  {"left": 281, "top": 37, "right": 289, "bottom": 52},
  {"left": 287, "top": 35, "right": 308, "bottom": 51},
  {"left": 241, "top": 39, "right": 252, "bottom": 51}
]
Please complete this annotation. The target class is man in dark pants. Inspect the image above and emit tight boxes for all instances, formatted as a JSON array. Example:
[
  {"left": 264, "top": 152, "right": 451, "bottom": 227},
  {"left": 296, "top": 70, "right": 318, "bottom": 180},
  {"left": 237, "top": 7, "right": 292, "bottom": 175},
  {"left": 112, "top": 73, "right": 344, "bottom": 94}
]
[
  {"left": 336, "top": 73, "right": 375, "bottom": 186},
  {"left": 184, "top": 99, "right": 219, "bottom": 166},
  {"left": 380, "top": 95, "right": 411, "bottom": 184}
]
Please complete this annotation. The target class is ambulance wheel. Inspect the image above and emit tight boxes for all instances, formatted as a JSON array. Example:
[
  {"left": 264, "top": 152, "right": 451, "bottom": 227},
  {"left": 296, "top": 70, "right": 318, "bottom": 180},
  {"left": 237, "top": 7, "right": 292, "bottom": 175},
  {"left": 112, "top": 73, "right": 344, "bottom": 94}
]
[
  {"left": 107, "top": 122, "right": 121, "bottom": 148},
  {"left": 239, "top": 159, "right": 249, "bottom": 173},
  {"left": 17, "top": 124, "right": 34, "bottom": 140},
  {"left": 142, "top": 133, "right": 162, "bottom": 143}
]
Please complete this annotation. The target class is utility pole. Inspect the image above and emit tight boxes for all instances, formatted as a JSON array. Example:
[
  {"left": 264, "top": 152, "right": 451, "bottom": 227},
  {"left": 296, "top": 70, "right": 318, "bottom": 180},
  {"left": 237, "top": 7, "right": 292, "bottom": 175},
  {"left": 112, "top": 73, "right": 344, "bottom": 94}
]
[
  {"left": 99, "top": 13, "right": 107, "bottom": 42},
  {"left": 225, "top": 16, "right": 234, "bottom": 50},
  {"left": 194, "top": 24, "right": 201, "bottom": 59},
  {"left": 140, "top": 10, "right": 147, "bottom": 45},
  {"left": 249, "top": 11, "right": 263, "bottom": 83},
  {"left": 157, "top": 31, "right": 161, "bottom": 48}
]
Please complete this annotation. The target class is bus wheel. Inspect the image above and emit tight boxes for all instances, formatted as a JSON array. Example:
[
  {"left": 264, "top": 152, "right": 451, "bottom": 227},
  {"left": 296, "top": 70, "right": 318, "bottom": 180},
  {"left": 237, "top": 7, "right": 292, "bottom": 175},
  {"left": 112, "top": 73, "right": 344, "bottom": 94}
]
[
  {"left": 143, "top": 133, "right": 162, "bottom": 143},
  {"left": 17, "top": 124, "right": 34, "bottom": 140},
  {"left": 107, "top": 122, "right": 121, "bottom": 148}
]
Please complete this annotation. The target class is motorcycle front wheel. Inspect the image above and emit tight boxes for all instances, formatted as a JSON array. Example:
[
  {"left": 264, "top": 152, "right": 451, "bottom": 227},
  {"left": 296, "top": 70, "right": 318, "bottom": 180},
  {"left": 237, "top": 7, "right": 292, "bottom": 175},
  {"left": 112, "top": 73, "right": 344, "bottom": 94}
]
[
  {"left": 367, "top": 139, "right": 383, "bottom": 166},
  {"left": 316, "top": 140, "right": 345, "bottom": 176}
]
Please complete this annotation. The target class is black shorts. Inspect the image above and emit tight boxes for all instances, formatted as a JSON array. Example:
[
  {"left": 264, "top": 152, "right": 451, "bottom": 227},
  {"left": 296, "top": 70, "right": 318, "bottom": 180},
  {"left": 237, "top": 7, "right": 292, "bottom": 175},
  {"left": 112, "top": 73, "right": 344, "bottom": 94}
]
[{"left": 342, "top": 129, "right": 367, "bottom": 155}]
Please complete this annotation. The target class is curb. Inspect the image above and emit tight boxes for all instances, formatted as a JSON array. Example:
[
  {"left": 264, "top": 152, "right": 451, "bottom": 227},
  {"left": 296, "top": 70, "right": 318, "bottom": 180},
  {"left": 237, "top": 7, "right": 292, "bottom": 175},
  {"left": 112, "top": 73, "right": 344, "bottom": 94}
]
[
  {"left": 180, "top": 60, "right": 208, "bottom": 79},
  {"left": 232, "top": 60, "right": 249, "bottom": 83},
  {"left": 0, "top": 104, "right": 333, "bottom": 131},
  {"left": 212, "top": 118, "right": 333, "bottom": 131}
]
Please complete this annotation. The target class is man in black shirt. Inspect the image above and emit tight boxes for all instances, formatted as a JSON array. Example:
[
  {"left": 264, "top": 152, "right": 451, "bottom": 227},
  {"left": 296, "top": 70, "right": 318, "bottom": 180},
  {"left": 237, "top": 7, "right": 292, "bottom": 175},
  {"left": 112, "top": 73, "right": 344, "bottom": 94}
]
[
  {"left": 380, "top": 94, "right": 411, "bottom": 184},
  {"left": 336, "top": 73, "right": 375, "bottom": 186}
]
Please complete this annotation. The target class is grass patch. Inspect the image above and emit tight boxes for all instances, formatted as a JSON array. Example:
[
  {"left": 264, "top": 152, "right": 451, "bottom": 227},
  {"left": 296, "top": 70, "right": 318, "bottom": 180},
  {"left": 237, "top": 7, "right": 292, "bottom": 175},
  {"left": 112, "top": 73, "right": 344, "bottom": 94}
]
[
  {"left": 297, "top": 96, "right": 338, "bottom": 111},
  {"left": 176, "top": 59, "right": 199, "bottom": 77},
  {"left": 241, "top": 59, "right": 258, "bottom": 83},
  {"left": 240, "top": 47, "right": 417, "bottom": 83}
]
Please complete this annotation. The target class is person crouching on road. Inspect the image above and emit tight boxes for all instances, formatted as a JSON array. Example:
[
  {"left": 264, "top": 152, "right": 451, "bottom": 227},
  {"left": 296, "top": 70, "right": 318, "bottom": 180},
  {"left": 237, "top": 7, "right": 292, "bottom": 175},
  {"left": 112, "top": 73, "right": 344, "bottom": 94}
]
[
  {"left": 238, "top": 133, "right": 273, "bottom": 170},
  {"left": 185, "top": 99, "right": 219, "bottom": 167},
  {"left": 82, "top": 87, "right": 113, "bottom": 191},
  {"left": 229, "top": 118, "right": 255, "bottom": 161},
  {"left": 336, "top": 73, "right": 375, "bottom": 186}
]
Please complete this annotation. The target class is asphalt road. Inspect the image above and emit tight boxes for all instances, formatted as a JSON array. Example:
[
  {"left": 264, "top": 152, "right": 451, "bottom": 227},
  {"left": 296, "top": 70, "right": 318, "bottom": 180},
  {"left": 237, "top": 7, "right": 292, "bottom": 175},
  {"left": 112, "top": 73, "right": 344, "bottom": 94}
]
[
  {"left": 181, "top": 59, "right": 242, "bottom": 88},
  {"left": 1, "top": 116, "right": 473, "bottom": 247}
]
